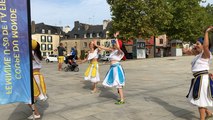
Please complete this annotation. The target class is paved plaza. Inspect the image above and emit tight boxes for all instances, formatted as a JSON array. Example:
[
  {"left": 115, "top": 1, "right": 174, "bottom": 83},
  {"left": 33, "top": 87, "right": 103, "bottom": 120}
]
[{"left": 1, "top": 56, "right": 213, "bottom": 120}]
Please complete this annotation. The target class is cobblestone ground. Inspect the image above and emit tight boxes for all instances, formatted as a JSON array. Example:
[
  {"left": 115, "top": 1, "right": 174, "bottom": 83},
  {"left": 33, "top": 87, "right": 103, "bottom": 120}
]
[{"left": 1, "top": 56, "right": 213, "bottom": 120}]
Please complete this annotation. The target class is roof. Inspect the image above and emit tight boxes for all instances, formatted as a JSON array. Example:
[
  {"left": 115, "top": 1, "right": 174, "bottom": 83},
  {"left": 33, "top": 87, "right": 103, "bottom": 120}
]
[
  {"left": 170, "top": 39, "right": 182, "bottom": 43},
  {"left": 66, "top": 21, "right": 112, "bottom": 39},
  {"left": 33, "top": 23, "right": 64, "bottom": 35}
]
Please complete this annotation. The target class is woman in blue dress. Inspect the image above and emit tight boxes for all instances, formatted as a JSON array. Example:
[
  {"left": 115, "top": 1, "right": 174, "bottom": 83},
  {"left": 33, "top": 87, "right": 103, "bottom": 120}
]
[{"left": 94, "top": 32, "right": 126, "bottom": 104}]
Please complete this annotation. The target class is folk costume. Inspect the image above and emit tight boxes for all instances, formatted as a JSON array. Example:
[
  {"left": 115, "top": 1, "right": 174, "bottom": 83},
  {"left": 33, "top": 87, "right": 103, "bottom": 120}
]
[
  {"left": 32, "top": 51, "right": 47, "bottom": 101},
  {"left": 102, "top": 49, "right": 125, "bottom": 88},
  {"left": 84, "top": 48, "right": 100, "bottom": 83},
  {"left": 187, "top": 52, "right": 213, "bottom": 107}
]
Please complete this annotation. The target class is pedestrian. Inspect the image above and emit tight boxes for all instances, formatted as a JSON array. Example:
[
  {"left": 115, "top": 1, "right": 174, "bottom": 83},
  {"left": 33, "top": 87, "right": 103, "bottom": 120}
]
[
  {"left": 146, "top": 48, "right": 149, "bottom": 58},
  {"left": 93, "top": 32, "right": 126, "bottom": 105},
  {"left": 74, "top": 46, "right": 78, "bottom": 60},
  {"left": 185, "top": 26, "right": 213, "bottom": 120},
  {"left": 28, "top": 40, "right": 47, "bottom": 119},
  {"left": 57, "top": 43, "right": 66, "bottom": 71},
  {"left": 80, "top": 41, "right": 100, "bottom": 93},
  {"left": 70, "top": 47, "right": 77, "bottom": 61}
]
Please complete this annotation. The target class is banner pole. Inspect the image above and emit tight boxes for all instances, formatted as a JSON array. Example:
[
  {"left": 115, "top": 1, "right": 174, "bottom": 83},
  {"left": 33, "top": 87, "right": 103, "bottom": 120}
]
[
  {"left": 27, "top": 0, "right": 35, "bottom": 119},
  {"left": 27, "top": 0, "right": 34, "bottom": 105}
]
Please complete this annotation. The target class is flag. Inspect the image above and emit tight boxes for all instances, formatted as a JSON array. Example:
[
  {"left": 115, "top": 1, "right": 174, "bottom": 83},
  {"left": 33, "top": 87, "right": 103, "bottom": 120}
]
[{"left": 0, "top": 0, "right": 32, "bottom": 104}]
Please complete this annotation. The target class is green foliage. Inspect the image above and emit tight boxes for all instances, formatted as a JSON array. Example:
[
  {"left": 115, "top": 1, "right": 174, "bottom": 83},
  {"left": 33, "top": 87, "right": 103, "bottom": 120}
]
[
  {"left": 107, "top": 0, "right": 172, "bottom": 38},
  {"left": 165, "top": 0, "right": 210, "bottom": 42},
  {"left": 107, "top": 0, "right": 213, "bottom": 42}
]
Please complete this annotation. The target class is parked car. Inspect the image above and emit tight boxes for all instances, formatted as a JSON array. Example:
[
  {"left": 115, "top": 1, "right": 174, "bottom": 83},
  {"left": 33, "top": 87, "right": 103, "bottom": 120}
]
[
  {"left": 45, "top": 54, "right": 58, "bottom": 62},
  {"left": 100, "top": 54, "right": 110, "bottom": 61}
]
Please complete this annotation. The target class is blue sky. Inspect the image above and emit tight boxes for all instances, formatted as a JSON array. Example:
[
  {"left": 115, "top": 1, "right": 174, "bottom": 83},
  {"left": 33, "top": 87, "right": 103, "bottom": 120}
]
[
  {"left": 31, "top": 0, "right": 213, "bottom": 29},
  {"left": 30, "top": 0, "right": 111, "bottom": 28}
]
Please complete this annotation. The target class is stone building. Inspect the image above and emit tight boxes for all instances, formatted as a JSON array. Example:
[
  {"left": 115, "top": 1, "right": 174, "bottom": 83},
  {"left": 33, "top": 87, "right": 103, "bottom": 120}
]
[
  {"left": 61, "top": 20, "right": 112, "bottom": 59},
  {"left": 31, "top": 21, "right": 64, "bottom": 57}
]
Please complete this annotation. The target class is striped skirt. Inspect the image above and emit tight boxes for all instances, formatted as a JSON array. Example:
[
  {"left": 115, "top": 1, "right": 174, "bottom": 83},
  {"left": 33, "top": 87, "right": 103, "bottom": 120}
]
[
  {"left": 102, "top": 62, "right": 125, "bottom": 88},
  {"left": 84, "top": 61, "right": 100, "bottom": 83},
  {"left": 33, "top": 71, "right": 47, "bottom": 101},
  {"left": 188, "top": 71, "right": 213, "bottom": 107}
]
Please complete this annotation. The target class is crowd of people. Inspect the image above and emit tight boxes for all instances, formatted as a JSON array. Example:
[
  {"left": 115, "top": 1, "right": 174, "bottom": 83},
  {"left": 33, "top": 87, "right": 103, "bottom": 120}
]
[{"left": 29, "top": 27, "right": 213, "bottom": 120}]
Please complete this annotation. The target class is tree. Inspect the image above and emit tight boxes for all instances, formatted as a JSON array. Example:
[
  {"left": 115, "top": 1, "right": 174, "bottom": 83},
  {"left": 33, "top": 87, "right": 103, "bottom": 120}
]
[
  {"left": 107, "top": 0, "right": 213, "bottom": 42},
  {"left": 165, "top": 0, "right": 211, "bottom": 42},
  {"left": 107, "top": 0, "right": 172, "bottom": 38}
]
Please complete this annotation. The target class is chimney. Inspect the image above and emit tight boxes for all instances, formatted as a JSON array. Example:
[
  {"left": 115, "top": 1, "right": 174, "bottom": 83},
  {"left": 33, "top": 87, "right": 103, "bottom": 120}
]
[
  {"left": 74, "top": 21, "right": 80, "bottom": 28},
  {"left": 103, "top": 20, "right": 109, "bottom": 30},
  {"left": 31, "top": 21, "right": 35, "bottom": 33}
]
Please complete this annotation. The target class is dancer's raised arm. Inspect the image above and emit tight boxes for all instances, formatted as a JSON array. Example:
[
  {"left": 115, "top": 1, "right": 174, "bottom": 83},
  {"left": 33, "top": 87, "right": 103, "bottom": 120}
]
[
  {"left": 93, "top": 40, "right": 113, "bottom": 51},
  {"left": 202, "top": 26, "right": 213, "bottom": 59}
]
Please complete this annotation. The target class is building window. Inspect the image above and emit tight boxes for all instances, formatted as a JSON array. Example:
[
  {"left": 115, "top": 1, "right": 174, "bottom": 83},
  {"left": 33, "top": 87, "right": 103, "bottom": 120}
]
[
  {"left": 74, "top": 34, "right": 79, "bottom": 39},
  {"left": 99, "top": 32, "right": 103, "bottom": 37},
  {"left": 42, "top": 29, "right": 45, "bottom": 34},
  {"left": 160, "top": 39, "right": 163, "bottom": 44},
  {"left": 42, "top": 52, "right": 46, "bottom": 56},
  {"left": 83, "top": 42, "right": 87, "bottom": 48},
  {"left": 97, "top": 41, "right": 100, "bottom": 45},
  {"left": 86, "top": 33, "right": 90, "bottom": 38},
  {"left": 92, "top": 33, "right": 96, "bottom": 38},
  {"left": 47, "top": 36, "right": 52, "bottom": 42},
  {"left": 48, "top": 30, "right": 51, "bottom": 34},
  {"left": 105, "top": 41, "right": 110, "bottom": 47},
  {"left": 48, "top": 44, "right": 53, "bottom": 50},
  {"left": 41, "top": 44, "right": 46, "bottom": 50},
  {"left": 96, "top": 33, "right": 100, "bottom": 38},
  {"left": 41, "top": 35, "right": 46, "bottom": 42}
]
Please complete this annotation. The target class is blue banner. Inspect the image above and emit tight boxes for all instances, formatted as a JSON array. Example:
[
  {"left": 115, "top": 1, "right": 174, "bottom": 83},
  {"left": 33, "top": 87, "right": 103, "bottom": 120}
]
[{"left": 0, "top": 0, "right": 32, "bottom": 104}]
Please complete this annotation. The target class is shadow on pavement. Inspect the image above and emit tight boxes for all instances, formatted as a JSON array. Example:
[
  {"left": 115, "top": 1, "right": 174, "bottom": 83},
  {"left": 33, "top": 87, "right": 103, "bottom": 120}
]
[
  {"left": 82, "top": 81, "right": 92, "bottom": 90},
  {"left": 149, "top": 97, "right": 198, "bottom": 120},
  {"left": 8, "top": 100, "right": 49, "bottom": 120},
  {"left": 82, "top": 80, "right": 118, "bottom": 101},
  {"left": 98, "top": 86, "right": 118, "bottom": 100}
]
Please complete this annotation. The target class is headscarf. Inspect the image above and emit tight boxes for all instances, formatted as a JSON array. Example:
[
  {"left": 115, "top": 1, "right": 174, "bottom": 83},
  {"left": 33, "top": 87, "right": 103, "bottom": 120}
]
[
  {"left": 32, "top": 39, "right": 38, "bottom": 50},
  {"left": 198, "top": 37, "right": 204, "bottom": 44}
]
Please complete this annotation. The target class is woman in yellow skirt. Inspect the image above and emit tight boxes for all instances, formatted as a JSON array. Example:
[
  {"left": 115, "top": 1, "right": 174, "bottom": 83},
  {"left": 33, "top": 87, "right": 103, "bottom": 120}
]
[
  {"left": 27, "top": 40, "right": 47, "bottom": 119},
  {"left": 81, "top": 41, "right": 100, "bottom": 93}
]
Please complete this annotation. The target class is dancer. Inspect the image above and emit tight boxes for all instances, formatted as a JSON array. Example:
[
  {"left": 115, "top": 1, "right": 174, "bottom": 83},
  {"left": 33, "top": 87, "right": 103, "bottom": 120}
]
[
  {"left": 80, "top": 41, "right": 100, "bottom": 93},
  {"left": 185, "top": 26, "right": 213, "bottom": 120},
  {"left": 28, "top": 40, "right": 48, "bottom": 119},
  {"left": 94, "top": 32, "right": 126, "bottom": 104}
]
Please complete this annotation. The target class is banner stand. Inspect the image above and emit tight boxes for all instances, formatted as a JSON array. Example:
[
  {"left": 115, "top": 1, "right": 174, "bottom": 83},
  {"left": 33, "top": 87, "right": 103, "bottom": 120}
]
[{"left": 27, "top": 0, "right": 35, "bottom": 119}]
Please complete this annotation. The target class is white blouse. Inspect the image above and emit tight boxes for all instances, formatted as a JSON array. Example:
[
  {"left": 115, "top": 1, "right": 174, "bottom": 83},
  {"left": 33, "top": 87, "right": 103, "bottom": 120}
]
[
  {"left": 87, "top": 48, "right": 99, "bottom": 60},
  {"left": 191, "top": 52, "right": 212, "bottom": 72},
  {"left": 109, "top": 50, "right": 124, "bottom": 61},
  {"left": 32, "top": 51, "right": 42, "bottom": 69}
]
